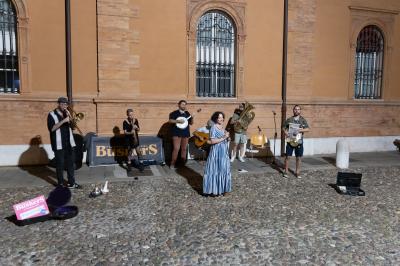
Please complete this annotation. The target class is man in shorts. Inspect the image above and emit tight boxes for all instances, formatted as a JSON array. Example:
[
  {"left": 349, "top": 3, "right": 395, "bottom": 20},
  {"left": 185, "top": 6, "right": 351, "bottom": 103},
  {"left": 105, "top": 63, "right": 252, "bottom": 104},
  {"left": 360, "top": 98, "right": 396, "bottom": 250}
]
[{"left": 282, "top": 105, "right": 310, "bottom": 178}]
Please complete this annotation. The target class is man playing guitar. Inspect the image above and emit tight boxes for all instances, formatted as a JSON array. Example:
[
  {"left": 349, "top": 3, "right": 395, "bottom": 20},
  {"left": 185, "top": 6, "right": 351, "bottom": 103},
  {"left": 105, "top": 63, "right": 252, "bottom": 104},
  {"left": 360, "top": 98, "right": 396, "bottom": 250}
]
[{"left": 168, "top": 100, "right": 194, "bottom": 169}]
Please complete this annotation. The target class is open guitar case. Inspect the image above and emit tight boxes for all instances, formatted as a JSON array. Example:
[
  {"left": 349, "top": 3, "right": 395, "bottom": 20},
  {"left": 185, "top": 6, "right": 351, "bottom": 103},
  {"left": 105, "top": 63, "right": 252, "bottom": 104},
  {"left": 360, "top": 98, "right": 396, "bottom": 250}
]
[{"left": 6, "top": 186, "right": 79, "bottom": 226}]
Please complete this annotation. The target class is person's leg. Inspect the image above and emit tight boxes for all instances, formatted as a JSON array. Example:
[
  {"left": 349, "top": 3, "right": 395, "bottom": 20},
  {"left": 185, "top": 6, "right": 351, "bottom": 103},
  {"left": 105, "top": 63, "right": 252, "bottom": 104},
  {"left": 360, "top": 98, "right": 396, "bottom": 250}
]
[
  {"left": 170, "top": 136, "right": 181, "bottom": 167},
  {"left": 65, "top": 146, "right": 75, "bottom": 185},
  {"left": 55, "top": 149, "right": 65, "bottom": 186},
  {"left": 230, "top": 143, "right": 237, "bottom": 162},
  {"left": 295, "top": 157, "right": 301, "bottom": 177},
  {"left": 231, "top": 133, "right": 240, "bottom": 162},
  {"left": 180, "top": 137, "right": 189, "bottom": 163},
  {"left": 134, "top": 146, "right": 144, "bottom": 172},
  {"left": 283, "top": 144, "right": 293, "bottom": 177},
  {"left": 284, "top": 156, "right": 289, "bottom": 174},
  {"left": 238, "top": 134, "right": 247, "bottom": 161},
  {"left": 295, "top": 144, "right": 304, "bottom": 178},
  {"left": 237, "top": 144, "right": 245, "bottom": 162}
]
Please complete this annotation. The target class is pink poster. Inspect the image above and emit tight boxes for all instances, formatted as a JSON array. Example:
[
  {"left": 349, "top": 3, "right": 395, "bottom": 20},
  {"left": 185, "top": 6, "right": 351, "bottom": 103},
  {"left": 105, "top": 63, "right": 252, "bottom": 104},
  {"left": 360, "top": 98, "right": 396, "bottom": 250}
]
[{"left": 13, "top": 195, "right": 50, "bottom": 220}]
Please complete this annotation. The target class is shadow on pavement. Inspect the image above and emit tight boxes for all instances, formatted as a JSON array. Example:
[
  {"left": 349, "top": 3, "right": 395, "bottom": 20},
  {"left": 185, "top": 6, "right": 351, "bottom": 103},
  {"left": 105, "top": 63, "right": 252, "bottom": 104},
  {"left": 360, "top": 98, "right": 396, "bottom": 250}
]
[
  {"left": 18, "top": 136, "right": 57, "bottom": 186},
  {"left": 176, "top": 166, "right": 203, "bottom": 195}
]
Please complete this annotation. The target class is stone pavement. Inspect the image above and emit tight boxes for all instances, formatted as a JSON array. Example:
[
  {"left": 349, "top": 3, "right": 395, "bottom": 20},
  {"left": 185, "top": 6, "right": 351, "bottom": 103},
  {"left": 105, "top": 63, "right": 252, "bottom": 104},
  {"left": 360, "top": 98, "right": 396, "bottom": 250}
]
[
  {"left": 0, "top": 151, "right": 399, "bottom": 189},
  {"left": 0, "top": 151, "right": 400, "bottom": 265}
]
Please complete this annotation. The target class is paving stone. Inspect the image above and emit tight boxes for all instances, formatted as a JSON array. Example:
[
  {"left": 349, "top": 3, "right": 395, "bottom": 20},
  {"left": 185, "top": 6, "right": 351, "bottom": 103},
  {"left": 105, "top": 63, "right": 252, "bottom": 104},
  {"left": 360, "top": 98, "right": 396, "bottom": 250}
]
[{"left": 0, "top": 165, "right": 400, "bottom": 264}]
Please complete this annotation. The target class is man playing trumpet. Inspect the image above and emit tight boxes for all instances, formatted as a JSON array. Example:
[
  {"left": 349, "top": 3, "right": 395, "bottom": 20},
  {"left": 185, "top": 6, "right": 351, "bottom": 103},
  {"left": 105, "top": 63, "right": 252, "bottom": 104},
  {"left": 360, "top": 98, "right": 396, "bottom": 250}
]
[{"left": 47, "top": 97, "right": 81, "bottom": 188}]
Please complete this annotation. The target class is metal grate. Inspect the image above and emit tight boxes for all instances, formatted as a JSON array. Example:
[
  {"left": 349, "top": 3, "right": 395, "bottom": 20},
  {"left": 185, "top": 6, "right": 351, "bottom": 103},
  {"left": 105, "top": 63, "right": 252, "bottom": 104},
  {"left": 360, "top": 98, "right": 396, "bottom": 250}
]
[
  {"left": 354, "top": 25, "right": 384, "bottom": 99},
  {"left": 196, "top": 11, "right": 235, "bottom": 98},
  {"left": 0, "top": 0, "right": 18, "bottom": 94}
]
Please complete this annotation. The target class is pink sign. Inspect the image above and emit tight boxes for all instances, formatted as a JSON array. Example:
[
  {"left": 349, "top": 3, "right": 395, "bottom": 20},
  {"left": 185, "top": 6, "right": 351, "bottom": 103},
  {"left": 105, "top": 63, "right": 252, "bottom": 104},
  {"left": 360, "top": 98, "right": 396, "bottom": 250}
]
[{"left": 13, "top": 195, "right": 50, "bottom": 220}]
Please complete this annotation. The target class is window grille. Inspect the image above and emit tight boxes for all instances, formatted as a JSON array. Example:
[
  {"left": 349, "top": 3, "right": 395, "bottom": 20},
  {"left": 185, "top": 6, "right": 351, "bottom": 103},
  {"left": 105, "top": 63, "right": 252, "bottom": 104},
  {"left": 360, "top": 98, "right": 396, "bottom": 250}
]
[
  {"left": 196, "top": 11, "right": 235, "bottom": 97},
  {"left": 0, "top": 0, "right": 18, "bottom": 94},
  {"left": 354, "top": 25, "right": 384, "bottom": 99}
]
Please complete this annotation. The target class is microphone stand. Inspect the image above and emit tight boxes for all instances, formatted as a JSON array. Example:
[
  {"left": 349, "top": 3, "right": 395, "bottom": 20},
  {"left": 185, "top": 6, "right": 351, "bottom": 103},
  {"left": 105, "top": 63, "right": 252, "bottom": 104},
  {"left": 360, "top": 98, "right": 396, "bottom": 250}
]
[{"left": 272, "top": 111, "right": 277, "bottom": 165}]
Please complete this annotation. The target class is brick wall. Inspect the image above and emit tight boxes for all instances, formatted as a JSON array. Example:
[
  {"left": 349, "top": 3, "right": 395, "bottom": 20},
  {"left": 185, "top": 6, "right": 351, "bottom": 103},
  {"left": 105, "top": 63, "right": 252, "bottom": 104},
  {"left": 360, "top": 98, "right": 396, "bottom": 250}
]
[
  {"left": 287, "top": 0, "right": 317, "bottom": 98},
  {"left": 97, "top": 0, "right": 140, "bottom": 98}
]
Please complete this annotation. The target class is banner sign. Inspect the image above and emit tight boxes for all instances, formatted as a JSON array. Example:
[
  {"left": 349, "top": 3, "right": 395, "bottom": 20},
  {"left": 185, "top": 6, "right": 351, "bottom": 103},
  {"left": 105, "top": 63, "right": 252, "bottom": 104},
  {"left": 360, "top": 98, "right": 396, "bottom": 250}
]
[
  {"left": 13, "top": 195, "right": 50, "bottom": 220},
  {"left": 89, "top": 135, "right": 165, "bottom": 166}
]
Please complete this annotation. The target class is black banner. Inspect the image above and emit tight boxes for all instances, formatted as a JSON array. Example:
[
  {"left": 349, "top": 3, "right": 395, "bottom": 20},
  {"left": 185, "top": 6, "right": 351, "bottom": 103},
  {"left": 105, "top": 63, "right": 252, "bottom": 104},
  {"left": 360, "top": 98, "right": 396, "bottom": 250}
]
[{"left": 88, "top": 135, "right": 164, "bottom": 166}]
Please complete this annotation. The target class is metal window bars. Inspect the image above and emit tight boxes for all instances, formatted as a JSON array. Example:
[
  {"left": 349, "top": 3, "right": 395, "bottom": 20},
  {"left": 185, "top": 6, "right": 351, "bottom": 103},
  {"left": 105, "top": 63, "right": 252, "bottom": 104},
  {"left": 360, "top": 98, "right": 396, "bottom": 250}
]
[
  {"left": 0, "top": 0, "right": 18, "bottom": 94},
  {"left": 196, "top": 11, "right": 235, "bottom": 98},
  {"left": 354, "top": 25, "right": 384, "bottom": 99}
]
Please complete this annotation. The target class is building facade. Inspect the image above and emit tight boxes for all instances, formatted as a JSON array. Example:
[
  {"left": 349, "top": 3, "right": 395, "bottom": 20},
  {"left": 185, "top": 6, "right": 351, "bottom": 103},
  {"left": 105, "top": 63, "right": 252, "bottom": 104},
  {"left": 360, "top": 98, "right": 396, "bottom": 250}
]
[{"left": 0, "top": 0, "right": 400, "bottom": 165}]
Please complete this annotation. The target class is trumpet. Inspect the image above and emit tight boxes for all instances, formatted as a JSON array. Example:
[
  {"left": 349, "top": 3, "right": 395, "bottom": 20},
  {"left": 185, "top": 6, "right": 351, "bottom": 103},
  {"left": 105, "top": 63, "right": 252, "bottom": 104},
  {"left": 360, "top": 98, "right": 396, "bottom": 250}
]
[{"left": 66, "top": 106, "right": 84, "bottom": 135}]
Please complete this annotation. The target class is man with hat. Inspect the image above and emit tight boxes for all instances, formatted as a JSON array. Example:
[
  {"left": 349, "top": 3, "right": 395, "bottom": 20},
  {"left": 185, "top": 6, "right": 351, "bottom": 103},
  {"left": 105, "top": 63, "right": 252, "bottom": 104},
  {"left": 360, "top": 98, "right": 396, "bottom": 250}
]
[{"left": 47, "top": 97, "right": 81, "bottom": 188}]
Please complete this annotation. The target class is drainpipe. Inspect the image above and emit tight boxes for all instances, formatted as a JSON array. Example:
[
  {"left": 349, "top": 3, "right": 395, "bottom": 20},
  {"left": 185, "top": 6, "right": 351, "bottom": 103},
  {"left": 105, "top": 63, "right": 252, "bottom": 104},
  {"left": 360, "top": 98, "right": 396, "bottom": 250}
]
[
  {"left": 280, "top": 0, "right": 288, "bottom": 156},
  {"left": 65, "top": 0, "right": 72, "bottom": 104}
]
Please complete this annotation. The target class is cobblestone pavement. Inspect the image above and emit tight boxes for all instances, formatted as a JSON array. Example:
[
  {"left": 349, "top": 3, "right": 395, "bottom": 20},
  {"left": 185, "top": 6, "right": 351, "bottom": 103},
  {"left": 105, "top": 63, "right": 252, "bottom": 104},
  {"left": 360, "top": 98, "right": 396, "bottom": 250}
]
[{"left": 1, "top": 166, "right": 399, "bottom": 265}]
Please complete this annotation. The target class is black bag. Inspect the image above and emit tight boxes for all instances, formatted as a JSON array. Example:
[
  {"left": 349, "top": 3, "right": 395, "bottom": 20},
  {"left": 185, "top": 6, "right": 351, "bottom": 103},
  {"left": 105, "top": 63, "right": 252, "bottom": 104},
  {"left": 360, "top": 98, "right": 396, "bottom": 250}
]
[{"left": 336, "top": 172, "right": 365, "bottom": 196}]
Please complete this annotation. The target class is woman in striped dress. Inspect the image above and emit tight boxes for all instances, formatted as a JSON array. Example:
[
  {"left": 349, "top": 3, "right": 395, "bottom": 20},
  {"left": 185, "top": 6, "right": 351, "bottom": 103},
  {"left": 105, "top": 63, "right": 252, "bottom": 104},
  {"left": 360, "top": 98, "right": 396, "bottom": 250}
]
[{"left": 203, "top": 111, "right": 232, "bottom": 196}]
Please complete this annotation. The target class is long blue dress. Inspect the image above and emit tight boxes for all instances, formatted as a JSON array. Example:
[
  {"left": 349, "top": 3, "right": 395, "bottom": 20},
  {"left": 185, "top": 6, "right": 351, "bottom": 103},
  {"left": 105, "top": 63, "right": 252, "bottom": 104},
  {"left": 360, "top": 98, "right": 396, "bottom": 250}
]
[{"left": 203, "top": 125, "right": 232, "bottom": 195}]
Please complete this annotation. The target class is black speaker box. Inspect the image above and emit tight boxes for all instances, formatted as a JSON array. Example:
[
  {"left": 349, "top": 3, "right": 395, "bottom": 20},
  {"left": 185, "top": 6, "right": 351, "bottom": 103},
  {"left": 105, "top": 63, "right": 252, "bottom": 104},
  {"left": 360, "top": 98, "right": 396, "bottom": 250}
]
[{"left": 336, "top": 172, "right": 365, "bottom": 196}]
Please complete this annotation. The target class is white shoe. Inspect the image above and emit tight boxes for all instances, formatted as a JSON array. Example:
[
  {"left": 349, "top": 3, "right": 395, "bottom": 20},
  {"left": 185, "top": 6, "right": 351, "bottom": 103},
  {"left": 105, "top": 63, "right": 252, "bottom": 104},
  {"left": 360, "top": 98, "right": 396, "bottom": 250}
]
[
  {"left": 238, "top": 157, "right": 245, "bottom": 162},
  {"left": 230, "top": 156, "right": 235, "bottom": 163}
]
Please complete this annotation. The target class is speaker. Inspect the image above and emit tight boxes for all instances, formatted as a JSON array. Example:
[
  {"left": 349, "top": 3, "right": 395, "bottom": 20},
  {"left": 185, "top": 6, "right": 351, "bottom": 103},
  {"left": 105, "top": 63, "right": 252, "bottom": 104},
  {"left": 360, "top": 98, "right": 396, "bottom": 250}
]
[{"left": 336, "top": 172, "right": 365, "bottom": 196}]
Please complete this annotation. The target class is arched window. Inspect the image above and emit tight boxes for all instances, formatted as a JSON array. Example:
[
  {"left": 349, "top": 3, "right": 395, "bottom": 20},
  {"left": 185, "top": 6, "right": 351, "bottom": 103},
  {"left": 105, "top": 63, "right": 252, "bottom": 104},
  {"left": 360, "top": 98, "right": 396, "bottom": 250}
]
[
  {"left": 354, "top": 25, "right": 384, "bottom": 99},
  {"left": 196, "top": 11, "right": 235, "bottom": 97},
  {"left": 0, "top": 0, "right": 18, "bottom": 93}
]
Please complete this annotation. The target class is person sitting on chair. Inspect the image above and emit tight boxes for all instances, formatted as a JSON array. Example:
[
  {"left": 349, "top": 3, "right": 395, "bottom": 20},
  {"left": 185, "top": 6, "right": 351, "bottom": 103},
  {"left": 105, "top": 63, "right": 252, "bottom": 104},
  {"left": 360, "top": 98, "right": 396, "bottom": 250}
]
[{"left": 192, "top": 120, "right": 214, "bottom": 157}]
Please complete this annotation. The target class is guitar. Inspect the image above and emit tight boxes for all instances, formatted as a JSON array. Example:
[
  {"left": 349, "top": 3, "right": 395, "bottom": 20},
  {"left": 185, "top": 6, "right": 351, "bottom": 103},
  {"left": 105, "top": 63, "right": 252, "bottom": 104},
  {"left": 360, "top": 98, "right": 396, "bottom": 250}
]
[
  {"left": 176, "top": 108, "right": 202, "bottom": 129},
  {"left": 193, "top": 131, "right": 209, "bottom": 148}
]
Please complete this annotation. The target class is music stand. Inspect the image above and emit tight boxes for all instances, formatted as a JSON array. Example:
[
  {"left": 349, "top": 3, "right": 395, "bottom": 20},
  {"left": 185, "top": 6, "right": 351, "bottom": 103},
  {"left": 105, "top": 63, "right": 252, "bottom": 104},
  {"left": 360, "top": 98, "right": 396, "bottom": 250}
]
[{"left": 272, "top": 111, "right": 277, "bottom": 165}]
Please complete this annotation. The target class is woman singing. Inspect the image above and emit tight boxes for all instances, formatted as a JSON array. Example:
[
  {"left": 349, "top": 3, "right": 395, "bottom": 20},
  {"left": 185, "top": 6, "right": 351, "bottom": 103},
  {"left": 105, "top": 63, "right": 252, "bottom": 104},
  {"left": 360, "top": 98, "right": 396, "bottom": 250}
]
[{"left": 203, "top": 111, "right": 232, "bottom": 196}]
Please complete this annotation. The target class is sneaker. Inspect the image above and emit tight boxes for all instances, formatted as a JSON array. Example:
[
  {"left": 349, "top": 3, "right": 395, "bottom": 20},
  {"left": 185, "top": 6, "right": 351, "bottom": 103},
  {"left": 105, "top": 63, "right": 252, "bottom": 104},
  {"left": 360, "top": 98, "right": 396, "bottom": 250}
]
[
  {"left": 230, "top": 156, "right": 235, "bottom": 163},
  {"left": 296, "top": 175, "right": 302, "bottom": 179},
  {"left": 238, "top": 157, "right": 245, "bottom": 163},
  {"left": 68, "top": 183, "right": 82, "bottom": 189},
  {"left": 282, "top": 172, "right": 288, "bottom": 178},
  {"left": 170, "top": 165, "right": 177, "bottom": 170}
]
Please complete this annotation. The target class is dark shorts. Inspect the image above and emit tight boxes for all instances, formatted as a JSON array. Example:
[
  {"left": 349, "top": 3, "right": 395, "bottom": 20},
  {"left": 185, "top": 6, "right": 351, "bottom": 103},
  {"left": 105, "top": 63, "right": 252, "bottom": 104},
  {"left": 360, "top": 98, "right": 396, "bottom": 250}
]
[{"left": 286, "top": 143, "right": 304, "bottom": 157}]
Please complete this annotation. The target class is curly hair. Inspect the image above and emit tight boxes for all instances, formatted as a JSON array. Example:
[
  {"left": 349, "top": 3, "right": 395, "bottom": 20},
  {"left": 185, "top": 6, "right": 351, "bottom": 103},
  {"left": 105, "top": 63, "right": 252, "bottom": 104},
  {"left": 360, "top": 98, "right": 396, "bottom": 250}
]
[{"left": 211, "top": 111, "right": 225, "bottom": 123}]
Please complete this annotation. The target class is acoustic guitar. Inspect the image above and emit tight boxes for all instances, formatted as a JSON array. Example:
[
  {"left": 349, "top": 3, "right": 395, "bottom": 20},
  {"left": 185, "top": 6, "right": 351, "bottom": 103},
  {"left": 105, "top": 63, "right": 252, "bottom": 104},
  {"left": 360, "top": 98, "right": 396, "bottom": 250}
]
[{"left": 193, "top": 131, "right": 209, "bottom": 148}]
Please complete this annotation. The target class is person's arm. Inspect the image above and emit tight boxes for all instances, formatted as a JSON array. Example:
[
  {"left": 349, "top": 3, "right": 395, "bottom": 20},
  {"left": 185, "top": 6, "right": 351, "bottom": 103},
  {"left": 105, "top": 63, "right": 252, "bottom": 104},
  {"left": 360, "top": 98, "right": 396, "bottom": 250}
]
[
  {"left": 134, "top": 119, "right": 140, "bottom": 132},
  {"left": 282, "top": 119, "right": 289, "bottom": 137},
  {"left": 123, "top": 120, "right": 134, "bottom": 135},
  {"left": 299, "top": 118, "right": 310, "bottom": 133},
  {"left": 168, "top": 112, "right": 184, "bottom": 124},
  {"left": 188, "top": 112, "right": 194, "bottom": 125},
  {"left": 299, "top": 127, "right": 310, "bottom": 133},
  {"left": 230, "top": 114, "right": 238, "bottom": 125},
  {"left": 48, "top": 113, "right": 69, "bottom": 132},
  {"left": 207, "top": 129, "right": 230, "bottom": 145}
]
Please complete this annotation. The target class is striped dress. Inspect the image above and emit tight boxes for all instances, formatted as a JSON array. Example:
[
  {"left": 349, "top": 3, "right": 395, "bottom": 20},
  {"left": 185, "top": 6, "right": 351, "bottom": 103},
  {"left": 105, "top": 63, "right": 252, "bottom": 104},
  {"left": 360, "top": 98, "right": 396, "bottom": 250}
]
[{"left": 203, "top": 125, "right": 232, "bottom": 195}]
